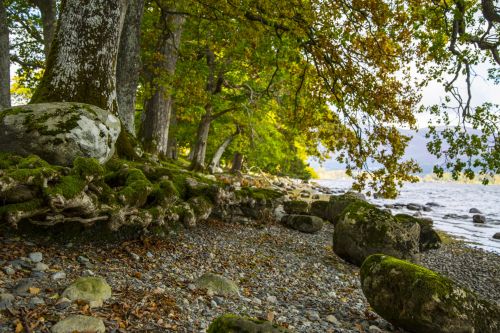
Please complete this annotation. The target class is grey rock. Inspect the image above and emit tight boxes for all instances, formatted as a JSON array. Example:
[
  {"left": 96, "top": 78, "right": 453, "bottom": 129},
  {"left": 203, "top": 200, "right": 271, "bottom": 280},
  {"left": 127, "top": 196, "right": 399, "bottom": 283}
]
[
  {"left": 3, "top": 266, "right": 15, "bottom": 275},
  {"left": 195, "top": 273, "right": 239, "bottom": 297},
  {"left": 426, "top": 202, "right": 442, "bottom": 207},
  {"left": 407, "top": 203, "right": 423, "bottom": 211},
  {"left": 281, "top": 214, "right": 323, "bottom": 234},
  {"left": 51, "top": 315, "right": 105, "bottom": 333},
  {"left": 283, "top": 200, "right": 310, "bottom": 215},
  {"left": 0, "top": 293, "right": 15, "bottom": 310},
  {"left": 62, "top": 276, "right": 112, "bottom": 308},
  {"left": 28, "top": 252, "right": 43, "bottom": 263},
  {"left": 0, "top": 102, "right": 120, "bottom": 166},
  {"left": 13, "top": 278, "right": 35, "bottom": 295},
  {"left": 29, "top": 296, "right": 45, "bottom": 308},
  {"left": 469, "top": 208, "right": 482, "bottom": 214},
  {"left": 493, "top": 233, "right": 500, "bottom": 240},
  {"left": 325, "top": 315, "right": 340, "bottom": 325},
  {"left": 33, "top": 262, "right": 49, "bottom": 272},
  {"left": 51, "top": 271, "right": 67, "bottom": 280},
  {"left": 333, "top": 201, "right": 420, "bottom": 266},
  {"left": 267, "top": 295, "right": 278, "bottom": 303},
  {"left": 368, "top": 325, "right": 383, "bottom": 333},
  {"left": 473, "top": 215, "right": 486, "bottom": 223}
]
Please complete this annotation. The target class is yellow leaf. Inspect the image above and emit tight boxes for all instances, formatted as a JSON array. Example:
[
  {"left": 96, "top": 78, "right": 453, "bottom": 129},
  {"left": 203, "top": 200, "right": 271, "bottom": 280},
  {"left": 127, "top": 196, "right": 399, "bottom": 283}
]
[
  {"left": 15, "top": 322, "right": 23, "bottom": 333},
  {"left": 29, "top": 287, "right": 40, "bottom": 295}
]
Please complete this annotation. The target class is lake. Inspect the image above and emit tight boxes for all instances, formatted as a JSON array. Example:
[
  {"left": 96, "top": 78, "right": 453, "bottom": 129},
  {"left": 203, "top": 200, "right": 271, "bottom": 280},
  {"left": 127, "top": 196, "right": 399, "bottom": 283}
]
[{"left": 317, "top": 179, "right": 500, "bottom": 253}]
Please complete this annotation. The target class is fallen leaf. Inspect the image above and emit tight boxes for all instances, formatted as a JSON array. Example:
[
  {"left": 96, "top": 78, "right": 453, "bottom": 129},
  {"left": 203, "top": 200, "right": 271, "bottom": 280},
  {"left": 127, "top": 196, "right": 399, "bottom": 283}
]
[
  {"left": 29, "top": 287, "right": 40, "bottom": 295},
  {"left": 15, "top": 322, "right": 23, "bottom": 333}
]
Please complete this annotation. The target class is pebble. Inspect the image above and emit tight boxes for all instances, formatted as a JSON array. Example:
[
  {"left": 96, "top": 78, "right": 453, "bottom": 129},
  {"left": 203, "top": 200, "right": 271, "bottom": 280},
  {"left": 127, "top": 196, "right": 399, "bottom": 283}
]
[
  {"left": 28, "top": 252, "right": 43, "bottom": 263},
  {"left": 493, "top": 233, "right": 500, "bottom": 240},
  {"left": 52, "top": 271, "right": 67, "bottom": 280},
  {"left": 3, "top": 266, "right": 15, "bottom": 275},
  {"left": 210, "top": 300, "right": 218, "bottom": 308},
  {"left": 369, "top": 325, "right": 383, "bottom": 333},
  {"left": 266, "top": 295, "right": 277, "bottom": 303},
  {"left": 146, "top": 252, "right": 154, "bottom": 259},
  {"left": 325, "top": 315, "right": 340, "bottom": 325},
  {"left": 29, "top": 297, "right": 45, "bottom": 308},
  {"left": 13, "top": 279, "right": 35, "bottom": 295},
  {"left": 306, "top": 310, "right": 320, "bottom": 321},
  {"left": 33, "top": 262, "right": 49, "bottom": 272},
  {"left": 472, "top": 215, "right": 486, "bottom": 223},
  {"left": 0, "top": 293, "right": 15, "bottom": 310},
  {"left": 130, "top": 252, "right": 141, "bottom": 261},
  {"left": 187, "top": 283, "right": 196, "bottom": 291}
]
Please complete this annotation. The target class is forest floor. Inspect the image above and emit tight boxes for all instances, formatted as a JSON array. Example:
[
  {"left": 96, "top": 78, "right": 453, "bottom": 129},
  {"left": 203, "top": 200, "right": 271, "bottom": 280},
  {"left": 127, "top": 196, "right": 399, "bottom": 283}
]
[{"left": 1, "top": 216, "right": 499, "bottom": 333}]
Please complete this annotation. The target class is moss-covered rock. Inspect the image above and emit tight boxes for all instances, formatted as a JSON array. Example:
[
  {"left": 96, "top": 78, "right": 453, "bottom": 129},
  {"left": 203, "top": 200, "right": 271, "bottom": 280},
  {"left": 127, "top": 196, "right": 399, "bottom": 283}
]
[
  {"left": 395, "top": 214, "right": 441, "bottom": 252},
  {"left": 207, "top": 314, "right": 290, "bottom": 333},
  {"left": 62, "top": 276, "right": 111, "bottom": 308},
  {"left": 0, "top": 102, "right": 120, "bottom": 166},
  {"left": 283, "top": 200, "right": 309, "bottom": 214},
  {"left": 188, "top": 196, "right": 213, "bottom": 222},
  {"left": 281, "top": 214, "right": 323, "bottom": 234},
  {"left": 360, "top": 254, "right": 500, "bottom": 333},
  {"left": 51, "top": 315, "right": 105, "bottom": 333},
  {"left": 326, "top": 192, "right": 366, "bottom": 224},
  {"left": 333, "top": 201, "right": 420, "bottom": 266},
  {"left": 195, "top": 273, "right": 239, "bottom": 297}
]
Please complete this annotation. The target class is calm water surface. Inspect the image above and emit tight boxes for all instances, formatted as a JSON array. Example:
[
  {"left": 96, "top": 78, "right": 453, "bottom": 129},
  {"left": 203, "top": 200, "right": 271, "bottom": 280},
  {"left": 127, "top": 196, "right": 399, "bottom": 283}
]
[{"left": 317, "top": 180, "right": 500, "bottom": 253}]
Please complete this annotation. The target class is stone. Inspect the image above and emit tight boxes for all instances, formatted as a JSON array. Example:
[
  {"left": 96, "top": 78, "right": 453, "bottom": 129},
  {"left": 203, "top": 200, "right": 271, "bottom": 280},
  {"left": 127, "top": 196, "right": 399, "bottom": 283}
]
[
  {"left": 51, "top": 271, "right": 67, "bottom": 280},
  {"left": 29, "top": 297, "right": 45, "bottom": 308},
  {"left": 312, "top": 192, "right": 366, "bottom": 224},
  {"left": 396, "top": 214, "right": 441, "bottom": 252},
  {"left": 51, "top": 315, "right": 105, "bottom": 333},
  {"left": 267, "top": 295, "right": 278, "bottom": 304},
  {"left": 281, "top": 214, "right": 323, "bottom": 234},
  {"left": 469, "top": 208, "right": 482, "bottom": 214},
  {"left": 3, "top": 266, "right": 15, "bottom": 275},
  {"left": 306, "top": 310, "right": 320, "bottom": 321},
  {"left": 406, "top": 203, "right": 423, "bottom": 211},
  {"left": 473, "top": 214, "right": 486, "bottom": 223},
  {"left": 368, "top": 325, "right": 383, "bottom": 333},
  {"left": 333, "top": 201, "right": 420, "bottom": 266},
  {"left": 207, "top": 314, "right": 290, "bottom": 333},
  {"left": 0, "top": 293, "right": 14, "bottom": 310},
  {"left": 129, "top": 252, "right": 140, "bottom": 261},
  {"left": 28, "top": 252, "right": 43, "bottom": 263},
  {"left": 13, "top": 278, "right": 35, "bottom": 295},
  {"left": 195, "top": 273, "right": 239, "bottom": 297},
  {"left": 325, "top": 315, "right": 340, "bottom": 325},
  {"left": 33, "top": 262, "right": 49, "bottom": 272},
  {"left": 426, "top": 202, "right": 442, "bottom": 207},
  {"left": 493, "top": 233, "right": 500, "bottom": 240},
  {"left": 360, "top": 254, "right": 500, "bottom": 333},
  {"left": 283, "top": 200, "right": 309, "bottom": 214},
  {"left": 0, "top": 102, "right": 120, "bottom": 166},
  {"left": 62, "top": 276, "right": 111, "bottom": 307}
]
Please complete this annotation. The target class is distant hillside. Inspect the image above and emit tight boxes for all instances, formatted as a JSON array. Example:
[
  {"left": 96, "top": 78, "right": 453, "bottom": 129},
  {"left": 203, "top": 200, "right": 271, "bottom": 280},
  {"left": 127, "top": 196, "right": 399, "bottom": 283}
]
[{"left": 311, "top": 127, "right": 484, "bottom": 175}]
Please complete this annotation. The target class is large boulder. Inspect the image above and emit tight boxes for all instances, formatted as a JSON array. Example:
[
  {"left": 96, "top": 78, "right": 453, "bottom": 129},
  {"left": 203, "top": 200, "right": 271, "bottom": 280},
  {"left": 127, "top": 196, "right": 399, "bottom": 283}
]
[
  {"left": 281, "top": 214, "right": 323, "bottom": 234},
  {"left": 207, "top": 314, "right": 290, "bottom": 333},
  {"left": 395, "top": 214, "right": 441, "bottom": 252},
  {"left": 310, "top": 192, "right": 365, "bottom": 224},
  {"left": 0, "top": 102, "right": 120, "bottom": 166},
  {"left": 283, "top": 200, "right": 309, "bottom": 214},
  {"left": 333, "top": 201, "right": 420, "bottom": 266},
  {"left": 361, "top": 254, "right": 500, "bottom": 333}
]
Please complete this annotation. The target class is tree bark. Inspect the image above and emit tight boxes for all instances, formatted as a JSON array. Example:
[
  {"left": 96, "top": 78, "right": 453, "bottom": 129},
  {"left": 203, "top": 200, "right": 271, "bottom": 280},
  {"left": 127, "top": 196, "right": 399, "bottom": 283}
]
[
  {"left": 0, "top": 0, "right": 10, "bottom": 109},
  {"left": 140, "top": 7, "right": 184, "bottom": 155},
  {"left": 30, "top": 0, "right": 128, "bottom": 113},
  {"left": 32, "top": 0, "right": 57, "bottom": 59},
  {"left": 190, "top": 111, "right": 212, "bottom": 171},
  {"left": 208, "top": 127, "right": 240, "bottom": 173},
  {"left": 166, "top": 104, "right": 178, "bottom": 159},
  {"left": 116, "top": 0, "right": 144, "bottom": 134},
  {"left": 230, "top": 152, "right": 244, "bottom": 173}
]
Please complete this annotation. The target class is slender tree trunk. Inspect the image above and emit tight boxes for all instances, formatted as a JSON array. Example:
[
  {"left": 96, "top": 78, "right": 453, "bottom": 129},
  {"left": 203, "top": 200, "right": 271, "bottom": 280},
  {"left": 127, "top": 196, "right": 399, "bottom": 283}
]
[
  {"left": 231, "top": 152, "right": 244, "bottom": 173},
  {"left": 116, "top": 0, "right": 144, "bottom": 134},
  {"left": 190, "top": 111, "right": 212, "bottom": 171},
  {"left": 32, "top": 0, "right": 57, "bottom": 59},
  {"left": 208, "top": 127, "right": 240, "bottom": 173},
  {"left": 140, "top": 8, "right": 184, "bottom": 155},
  {"left": 31, "top": 0, "right": 128, "bottom": 113},
  {"left": 0, "top": 0, "right": 10, "bottom": 109},
  {"left": 166, "top": 104, "right": 178, "bottom": 159}
]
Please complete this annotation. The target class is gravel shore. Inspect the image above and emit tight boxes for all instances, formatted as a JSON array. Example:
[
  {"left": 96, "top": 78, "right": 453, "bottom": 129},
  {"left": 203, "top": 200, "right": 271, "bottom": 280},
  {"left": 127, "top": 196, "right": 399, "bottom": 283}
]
[{"left": 1, "top": 218, "right": 499, "bottom": 332}]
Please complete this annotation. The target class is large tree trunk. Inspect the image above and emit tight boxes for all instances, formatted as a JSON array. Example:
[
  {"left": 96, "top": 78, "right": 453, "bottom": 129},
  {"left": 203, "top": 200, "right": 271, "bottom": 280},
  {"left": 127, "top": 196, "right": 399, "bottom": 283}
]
[
  {"left": 116, "top": 0, "right": 144, "bottom": 134},
  {"left": 0, "top": 0, "right": 10, "bottom": 109},
  {"left": 231, "top": 152, "right": 244, "bottom": 173},
  {"left": 32, "top": 0, "right": 57, "bottom": 59},
  {"left": 208, "top": 127, "right": 240, "bottom": 173},
  {"left": 30, "top": 0, "right": 128, "bottom": 113},
  {"left": 140, "top": 8, "right": 184, "bottom": 155},
  {"left": 190, "top": 111, "right": 212, "bottom": 171}
]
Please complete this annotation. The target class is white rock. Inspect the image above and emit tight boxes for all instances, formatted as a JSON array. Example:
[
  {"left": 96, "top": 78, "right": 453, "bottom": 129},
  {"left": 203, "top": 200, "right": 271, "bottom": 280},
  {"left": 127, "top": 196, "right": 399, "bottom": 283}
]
[
  {"left": 266, "top": 295, "right": 277, "bottom": 304},
  {"left": 29, "top": 252, "right": 43, "bottom": 263},
  {"left": 51, "top": 271, "right": 67, "bottom": 280},
  {"left": 33, "top": 262, "right": 49, "bottom": 272}
]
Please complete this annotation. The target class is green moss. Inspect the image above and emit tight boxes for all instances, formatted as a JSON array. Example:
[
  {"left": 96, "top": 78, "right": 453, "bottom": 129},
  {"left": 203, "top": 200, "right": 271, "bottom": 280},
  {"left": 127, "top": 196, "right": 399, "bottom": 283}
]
[
  {"left": 0, "top": 107, "right": 31, "bottom": 123},
  {"left": 283, "top": 200, "right": 309, "bottom": 214},
  {"left": 207, "top": 314, "right": 289, "bottom": 333},
  {"left": 236, "top": 187, "right": 284, "bottom": 201},
  {"left": 16, "top": 154, "right": 50, "bottom": 169},
  {"left": 115, "top": 129, "right": 139, "bottom": 160},
  {"left": 72, "top": 157, "right": 104, "bottom": 178},
  {"left": 45, "top": 175, "right": 87, "bottom": 199},
  {"left": 147, "top": 180, "right": 179, "bottom": 206},
  {"left": 0, "top": 199, "right": 43, "bottom": 218},
  {"left": 117, "top": 168, "right": 152, "bottom": 207}
]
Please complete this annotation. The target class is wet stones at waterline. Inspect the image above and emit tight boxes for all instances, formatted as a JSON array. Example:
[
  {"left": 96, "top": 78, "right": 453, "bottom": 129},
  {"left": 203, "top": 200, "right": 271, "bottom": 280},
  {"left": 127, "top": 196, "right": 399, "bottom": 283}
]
[
  {"left": 332, "top": 201, "right": 420, "bottom": 266},
  {"left": 0, "top": 102, "right": 121, "bottom": 166},
  {"left": 281, "top": 214, "right": 323, "bottom": 234},
  {"left": 360, "top": 254, "right": 500, "bottom": 333}
]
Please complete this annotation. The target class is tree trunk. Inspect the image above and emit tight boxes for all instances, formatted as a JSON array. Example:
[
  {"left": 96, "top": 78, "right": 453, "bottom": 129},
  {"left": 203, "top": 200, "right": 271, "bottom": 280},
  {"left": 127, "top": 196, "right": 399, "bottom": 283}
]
[
  {"left": 32, "top": 0, "right": 57, "bottom": 59},
  {"left": 116, "top": 0, "right": 144, "bottom": 134},
  {"left": 140, "top": 8, "right": 184, "bottom": 155},
  {"left": 208, "top": 128, "right": 240, "bottom": 173},
  {"left": 166, "top": 104, "right": 178, "bottom": 159},
  {"left": 30, "top": 0, "right": 128, "bottom": 113},
  {"left": 189, "top": 111, "right": 212, "bottom": 171},
  {"left": 0, "top": 0, "right": 10, "bottom": 109},
  {"left": 231, "top": 152, "right": 244, "bottom": 173}
]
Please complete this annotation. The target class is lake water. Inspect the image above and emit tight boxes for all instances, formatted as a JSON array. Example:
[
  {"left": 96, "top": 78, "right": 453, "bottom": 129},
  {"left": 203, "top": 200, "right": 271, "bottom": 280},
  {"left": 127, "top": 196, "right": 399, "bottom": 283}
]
[{"left": 317, "top": 179, "right": 500, "bottom": 254}]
